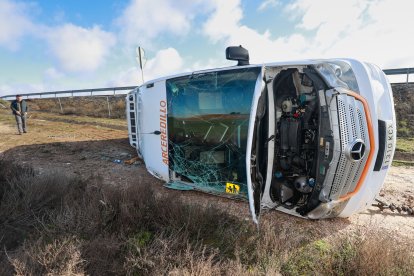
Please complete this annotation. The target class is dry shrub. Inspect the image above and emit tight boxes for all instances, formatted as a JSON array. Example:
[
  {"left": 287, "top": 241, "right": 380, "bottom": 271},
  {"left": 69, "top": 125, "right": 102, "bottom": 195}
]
[
  {"left": 9, "top": 236, "right": 85, "bottom": 276},
  {"left": 124, "top": 232, "right": 221, "bottom": 275},
  {"left": 281, "top": 229, "right": 414, "bottom": 276},
  {"left": 62, "top": 107, "right": 77, "bottom": 115},
  {"left": 0, "top": 159, "right": 75, "bottom": 250},
  {"left": 0, "top": 159, "right": 34, "bottom": 201},
  {"left": 82, "top": 235, "right": 124, "bottom": 275},
  {"left": 331, "top": 230, "right": 414, "bottom": 275},
  {"left": 0, "top": 159, "right": 87, "bottom": 275},
  {"left": 1, "top": 159, "right": 413, "bottom": 275},
  {"left": 393, "top": 83, "right": 414, "bottom": 137},
  {"left": 33, "top": 96, "right": 126, "bottom": 118},
  {"left": 0, "top": 159, "right": 254, "bottom": 275},
  {"left": 0, "top": 98, "right": 9, "bottom": 108}
]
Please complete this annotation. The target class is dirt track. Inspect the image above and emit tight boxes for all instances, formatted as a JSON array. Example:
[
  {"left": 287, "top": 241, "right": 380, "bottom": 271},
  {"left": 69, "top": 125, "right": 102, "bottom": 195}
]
[{"left": 1, "top": 111, "right": 413, "bottom": 238}]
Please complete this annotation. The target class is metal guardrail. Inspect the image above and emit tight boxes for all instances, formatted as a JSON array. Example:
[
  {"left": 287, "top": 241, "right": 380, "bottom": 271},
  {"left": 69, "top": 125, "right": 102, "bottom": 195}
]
[
  {"left": 383, "top": 68, "right": 414, "bottom": 75},
  {"left": 383, "top": 67, "right": 414, "bottom": 83},
  {"left": 0, "top": 86, "right": 136, "bottom": 100}
]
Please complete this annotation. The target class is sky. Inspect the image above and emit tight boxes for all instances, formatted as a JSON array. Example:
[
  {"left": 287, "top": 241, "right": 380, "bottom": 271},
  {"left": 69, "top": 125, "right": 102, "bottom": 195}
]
[{"left": 0, "top": 0, "right": 413, "bottom": 96}]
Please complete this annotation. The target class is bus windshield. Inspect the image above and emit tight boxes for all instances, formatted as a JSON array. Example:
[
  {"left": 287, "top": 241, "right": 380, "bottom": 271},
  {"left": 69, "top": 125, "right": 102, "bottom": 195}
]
[{"left": 166, "top": 67, "right": 261, "bottom": 197}]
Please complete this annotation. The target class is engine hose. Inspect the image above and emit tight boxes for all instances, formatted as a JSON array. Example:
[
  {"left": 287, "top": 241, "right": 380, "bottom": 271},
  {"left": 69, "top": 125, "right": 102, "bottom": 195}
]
[{"left": 303, "top": 99, "right": 316, "bottom": 125}]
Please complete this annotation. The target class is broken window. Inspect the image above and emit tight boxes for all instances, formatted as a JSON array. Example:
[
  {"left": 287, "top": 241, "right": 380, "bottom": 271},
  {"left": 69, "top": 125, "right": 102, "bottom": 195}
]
[{"left": 166, "top": 67, "right": 261, "bottom": 197}]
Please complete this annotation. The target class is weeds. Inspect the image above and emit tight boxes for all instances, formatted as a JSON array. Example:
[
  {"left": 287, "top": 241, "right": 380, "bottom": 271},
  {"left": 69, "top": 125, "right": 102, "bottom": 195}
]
[
  {"left": 396, "top": 137, "right": 414, "bottom": 153},
  {"left": 8, "top": 236, "right": 86, "bottom": 276},
  {"left": 0, "top": 159, "right": 413, "bottom": 275},
  {"left": 394, "top": 84, "right": 414, "bottom": 138},
  {"left": 281, "top": 231, "right": 414, "bottom": 276},
  {"left": 0, "top": 98, "right": 9, "bottom": 109},
  {"left": 31, "top": 96, "right": 126, "bottom": 119}
]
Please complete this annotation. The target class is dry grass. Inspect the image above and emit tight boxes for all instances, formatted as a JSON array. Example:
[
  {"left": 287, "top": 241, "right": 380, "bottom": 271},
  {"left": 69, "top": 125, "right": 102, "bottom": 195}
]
[
  {"left": 0, "top": 98, "right": 9, "bottom": 109},
  {"left": 282, "top": 231, "right": 414, "bottom": 275},
  {"left": 9, "top": 236, "right": 85, "bottom": 276},
  {"left": 1, "top": 159, "right": 413, "bottom": 275},
  {"left": 393, "top": 83, "right": 414, "bottom": 137},
  {"left": 29, "top": 96, "right": 126, "bottom": 119}
]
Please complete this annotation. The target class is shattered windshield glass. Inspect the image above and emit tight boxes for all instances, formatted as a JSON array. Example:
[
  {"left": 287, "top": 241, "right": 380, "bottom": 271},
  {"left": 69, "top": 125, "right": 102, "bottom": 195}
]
[{"left": 166, "top": 67, "right": 261, "bottom": 198}]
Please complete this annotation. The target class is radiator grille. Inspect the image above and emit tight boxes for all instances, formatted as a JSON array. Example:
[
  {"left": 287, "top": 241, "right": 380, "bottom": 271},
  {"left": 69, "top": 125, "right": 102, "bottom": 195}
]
[{"left": 329, "top": 94, "right": 369, "bottom": 199}]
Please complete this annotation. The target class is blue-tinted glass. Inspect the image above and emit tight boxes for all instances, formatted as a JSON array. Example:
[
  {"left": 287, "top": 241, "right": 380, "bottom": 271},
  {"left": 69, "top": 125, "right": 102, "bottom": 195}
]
[{"left": 166, "top": 67, "right": 261, "bottom": 197}]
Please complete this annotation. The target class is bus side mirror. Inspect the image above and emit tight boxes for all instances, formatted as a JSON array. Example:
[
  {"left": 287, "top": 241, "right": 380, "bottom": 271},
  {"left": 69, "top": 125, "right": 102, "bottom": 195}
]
[{"left": 226, "top": 46, "right": 250, "bottom": 66}]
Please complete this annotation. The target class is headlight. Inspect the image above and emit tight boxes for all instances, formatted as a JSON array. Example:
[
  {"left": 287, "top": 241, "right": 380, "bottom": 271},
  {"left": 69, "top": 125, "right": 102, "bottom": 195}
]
[{"left": 315, "top": 61, "right": 360, "bottom": 93}]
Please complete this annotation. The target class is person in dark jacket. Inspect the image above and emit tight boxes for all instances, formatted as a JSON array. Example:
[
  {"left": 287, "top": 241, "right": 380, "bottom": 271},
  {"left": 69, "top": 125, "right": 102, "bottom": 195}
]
[{"left": 10, "top": 95, "right": 28, "bottom": 135}]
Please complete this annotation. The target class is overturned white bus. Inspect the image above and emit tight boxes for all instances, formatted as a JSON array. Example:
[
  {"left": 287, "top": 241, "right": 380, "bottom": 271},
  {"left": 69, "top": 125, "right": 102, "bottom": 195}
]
[{"left": 126, "top": 46, "right": 396, "bottom": 223}]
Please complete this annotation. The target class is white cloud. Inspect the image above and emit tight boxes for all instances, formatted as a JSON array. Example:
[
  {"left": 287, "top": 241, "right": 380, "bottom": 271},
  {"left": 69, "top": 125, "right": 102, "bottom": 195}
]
[
  {"left": 258, "top": 0, "right": 280, "bottom": 11},
  {"left": 144, "top": 47, "right": 184, "bottom": 81},
  {"left": 203, "top": 0, "right": 414, "bottom": 68},
  {"left": 286, "top": 0, "right": 414, "bottom": 67},
  {"left": 286, "top": 0, "right": 370, "bottom": 51},
  {"left": 190, "top": 58, "right": 232, "bottom": 72},
  {"left": 107, "top": 47, "right": 184, "bottom": 86},
  {"left": 44, "top": 67, "right": 64, "bottom": 80},
  {"left": 0, "top": 0, "right": 35, "bottom": 50},
  {"left": 107, "top": 67, "right": 140, "bottom": 87},
  {"left": 203, "top": 0, "right": 307, "bottom": 63},
  {"left": 45, "top": 24, "right": 116, "bottom": 73},
  {"left": 0, "top": 82, "right": 45, "bottom": 97},
  {"left": 0, "top": 1, "right": 118, "bottom": 75},
  {"left": 116, "top": 0, "right": 206, "bottom": 46},
  {"left": 203, "top": 0, "right": 243, "bottom": 43},
  {"left": 2, "top": 0, "right": 413, "bottom": 95},
  {"left": 0, "top": 84, "right": 13, "bottom": 97}
]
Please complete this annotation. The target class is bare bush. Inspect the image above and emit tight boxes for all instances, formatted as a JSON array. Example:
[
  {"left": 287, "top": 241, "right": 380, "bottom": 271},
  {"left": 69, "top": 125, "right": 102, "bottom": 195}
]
[
  {"left": 393, "top": 83, "right": 414, "bottom": 137},
  {"left": 1, "top": 159, "right": 413, "bottom": 275},
  {"left": 281, "top": 229, "right": 414, "bottom": 275},
  {"left": 82, "top": 235, "right": 124, "bottom": 275},
  {"left": 9, "top": 236, "right": 86, "bottom": 276},
  {"left": 0, "top": 160, "right": 75, "bottom": 250},
  {"left": 332, "top": 230, "right": 414, "bottom": 275},
  {"left": 32, "top": 96, "right": 126, "bottom": 118}
]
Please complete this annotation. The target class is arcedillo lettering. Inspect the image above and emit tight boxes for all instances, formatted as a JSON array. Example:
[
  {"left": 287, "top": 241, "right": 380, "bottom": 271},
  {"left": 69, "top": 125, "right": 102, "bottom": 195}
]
[{"left": 159, "top": 100, "right": 168, "bottom": 165}]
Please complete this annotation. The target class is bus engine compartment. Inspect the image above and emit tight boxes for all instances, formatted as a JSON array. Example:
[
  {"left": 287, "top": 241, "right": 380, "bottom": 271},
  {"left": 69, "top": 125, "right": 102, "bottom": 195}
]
[
  {"left": 253, "top": 62, "right": 375, "bottom": 220},
  {"left": 269, "top": 68, "right": 321, "bottom": 212}
]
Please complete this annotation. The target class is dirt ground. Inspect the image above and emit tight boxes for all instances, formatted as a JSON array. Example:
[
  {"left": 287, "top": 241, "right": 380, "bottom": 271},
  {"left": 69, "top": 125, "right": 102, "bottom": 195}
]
[{"left": 1, "top": 110, "right": 413, "bottom": 240}]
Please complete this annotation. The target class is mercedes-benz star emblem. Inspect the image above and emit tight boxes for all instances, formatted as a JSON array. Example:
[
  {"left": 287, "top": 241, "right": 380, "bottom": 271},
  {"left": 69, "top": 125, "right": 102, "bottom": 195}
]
[{"left": 346, "top": 139, "right": 366, "bottom": 161}]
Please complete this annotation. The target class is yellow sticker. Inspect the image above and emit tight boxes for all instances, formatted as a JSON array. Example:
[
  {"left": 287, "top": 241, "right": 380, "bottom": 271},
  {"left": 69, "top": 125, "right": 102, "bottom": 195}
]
[{"left": 226, "top": 183, "right": 240, "bottom": 194}]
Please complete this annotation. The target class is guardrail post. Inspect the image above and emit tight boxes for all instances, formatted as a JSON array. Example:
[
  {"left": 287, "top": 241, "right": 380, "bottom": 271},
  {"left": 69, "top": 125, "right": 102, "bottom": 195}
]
[
  {"left": 58, "top": 97, "right": 63, "bottom": 113},
  {"left": 106, "top": 96, "right": 111, "bottom": 118}
]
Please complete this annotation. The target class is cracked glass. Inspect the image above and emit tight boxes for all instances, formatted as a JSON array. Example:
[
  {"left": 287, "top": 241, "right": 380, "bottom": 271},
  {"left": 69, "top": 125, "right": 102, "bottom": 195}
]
[{"left": 166, "top": 67, "right": 261, "bottom": 198}]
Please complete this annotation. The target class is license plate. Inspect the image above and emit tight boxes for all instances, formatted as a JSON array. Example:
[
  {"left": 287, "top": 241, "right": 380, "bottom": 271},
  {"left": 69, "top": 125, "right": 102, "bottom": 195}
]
[
  {"left": 381, "top": 121, "right": 395, "bottom": 170},
  {"left": 226, "top": 183, "right": 240, "bottom": 194}
]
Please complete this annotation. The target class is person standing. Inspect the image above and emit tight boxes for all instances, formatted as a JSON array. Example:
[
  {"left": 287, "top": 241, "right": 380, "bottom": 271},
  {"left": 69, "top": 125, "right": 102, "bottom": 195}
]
[{"left": 10, "top": 95, "right": 28, "bottom": 135}]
